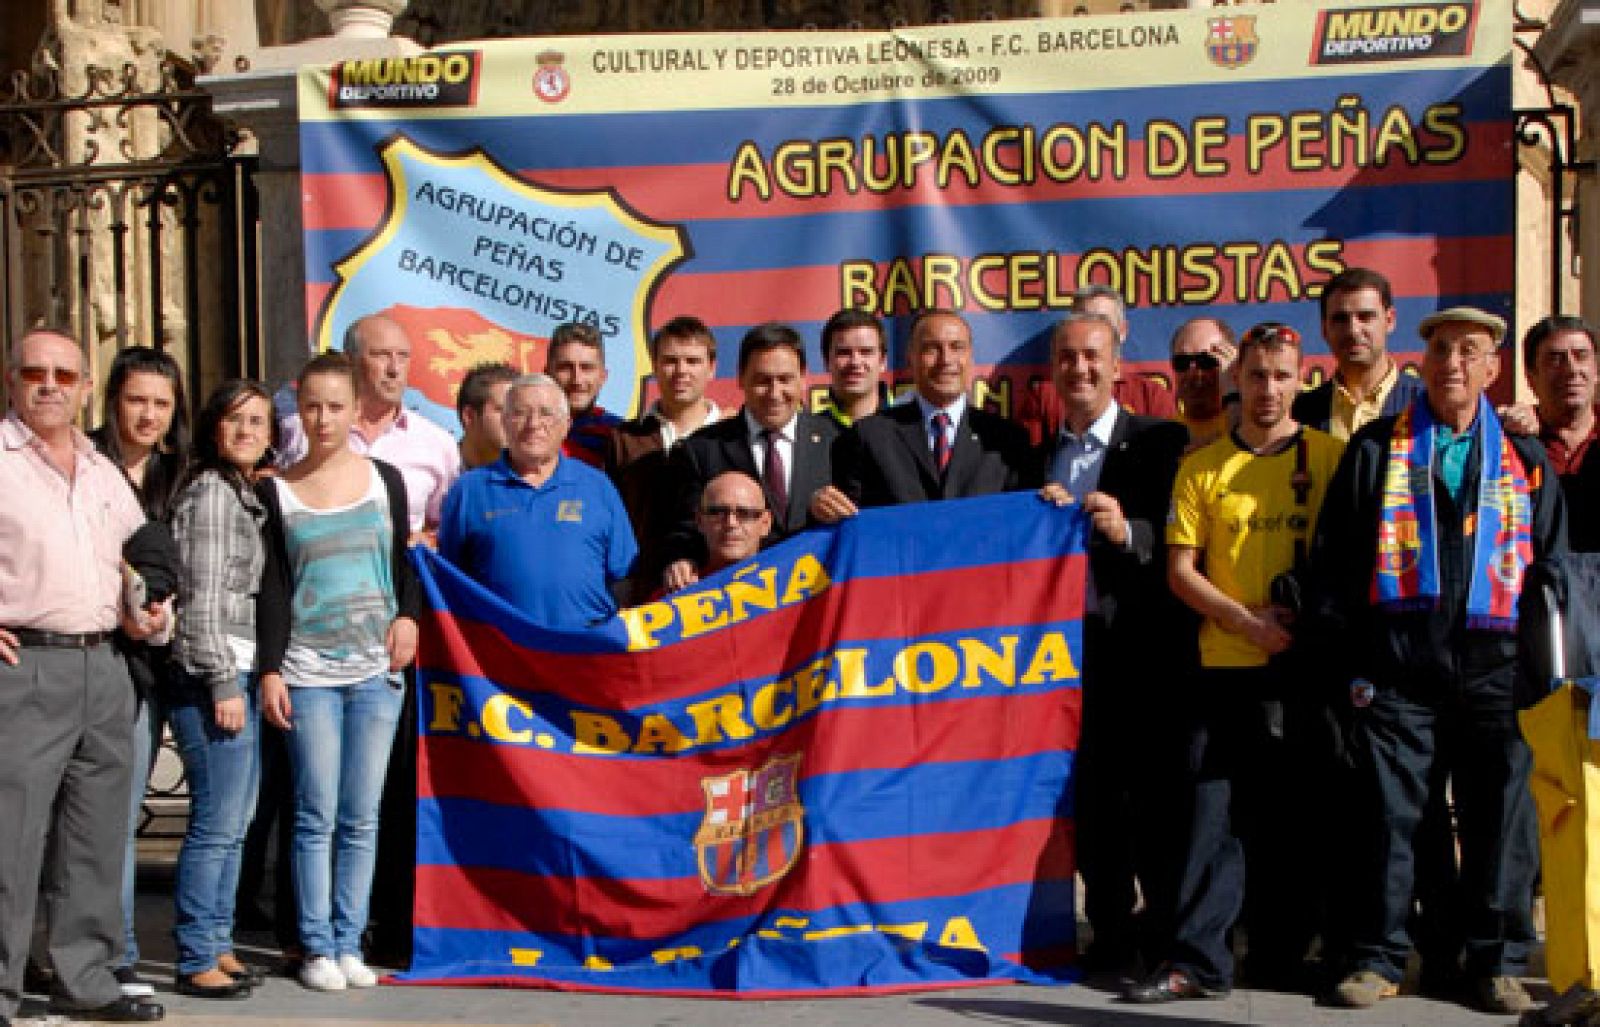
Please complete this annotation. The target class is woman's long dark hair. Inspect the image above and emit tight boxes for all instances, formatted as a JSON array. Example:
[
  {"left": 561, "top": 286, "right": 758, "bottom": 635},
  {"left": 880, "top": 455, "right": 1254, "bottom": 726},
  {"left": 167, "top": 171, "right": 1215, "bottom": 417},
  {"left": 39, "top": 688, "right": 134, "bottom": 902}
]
[
  {"left": 95, "top": 347, "right": 191, "bottom": 521},
  {"left": 178, "top": 379, "right": 277, "bottom": 499}
]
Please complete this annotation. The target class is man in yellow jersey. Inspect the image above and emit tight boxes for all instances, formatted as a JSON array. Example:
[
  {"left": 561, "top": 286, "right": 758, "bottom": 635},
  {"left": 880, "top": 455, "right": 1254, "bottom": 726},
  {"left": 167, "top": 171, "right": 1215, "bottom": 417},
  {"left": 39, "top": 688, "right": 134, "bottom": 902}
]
[{"left": 1127, "top": 322, "right": 1345, "bottom": 1003}]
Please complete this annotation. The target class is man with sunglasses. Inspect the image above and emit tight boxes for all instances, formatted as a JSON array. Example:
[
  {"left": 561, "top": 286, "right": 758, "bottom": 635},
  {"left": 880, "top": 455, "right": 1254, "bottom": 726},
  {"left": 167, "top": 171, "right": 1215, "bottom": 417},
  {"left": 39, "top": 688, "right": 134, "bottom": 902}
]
[
  {"left": 687, "top": 472, "right": 771, "bottom": 585},
  {"left": 1036, "top": 311, "right": 1190, "bottom": 977},
  {"left": 0, "top": 329, "right": 167, "bottom": 1022},
  {"left": 1169, "top": 317, "right": 1238, "bottom": 449},
  {"left": 662, "top": 324, "right": 839, "bottom": 593},
  {"left": 1318, "top": 308, "right": 1562, "bottom": 1016},
  {"left": 1293, "top": 267, "right": 1425, "bottom": 440},
  {"left": 1128, "top": 322, "right": 1345, "bottom": 1005}
]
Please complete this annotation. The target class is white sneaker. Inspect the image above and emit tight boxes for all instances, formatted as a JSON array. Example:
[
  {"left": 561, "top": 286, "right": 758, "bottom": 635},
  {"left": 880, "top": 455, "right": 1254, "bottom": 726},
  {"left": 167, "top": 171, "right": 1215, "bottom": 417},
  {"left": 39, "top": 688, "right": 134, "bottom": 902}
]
[
  {"left": 337, "top": 954, "right": 378, "bottom": 988},
  {"left": 298, "top": 955, "right": 347, "bottom": 992}
]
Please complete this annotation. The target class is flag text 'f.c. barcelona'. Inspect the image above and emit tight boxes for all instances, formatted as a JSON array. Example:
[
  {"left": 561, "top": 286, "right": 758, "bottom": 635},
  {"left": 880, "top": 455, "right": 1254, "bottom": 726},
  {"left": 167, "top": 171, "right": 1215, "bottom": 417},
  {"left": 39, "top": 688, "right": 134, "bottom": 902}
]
[{"left": 401, "top": 493, "right": 1087, "bottom": 995}]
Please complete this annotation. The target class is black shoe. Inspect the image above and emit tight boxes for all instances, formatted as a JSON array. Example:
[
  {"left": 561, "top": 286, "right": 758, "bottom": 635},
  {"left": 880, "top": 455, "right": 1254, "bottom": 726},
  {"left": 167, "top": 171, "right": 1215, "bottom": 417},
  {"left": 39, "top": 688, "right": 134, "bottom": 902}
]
[
  {"left": 174, "top": 973, "right": 253, "bottom": 1000},
  {"left": 47, "top": 995, "right": 165, "bottom": 1021},
  {"left": 23, "top": 958, "right": 54, "bottom": 994},
  {"left": 225, "top": 964, "right": 267, "bottom": 988},
  {"left": 113, "top": 966, "right": 155, "bottom": 999},
  {"left": 1125, "top": 965, "right": 1229, "bottom": 1004}
]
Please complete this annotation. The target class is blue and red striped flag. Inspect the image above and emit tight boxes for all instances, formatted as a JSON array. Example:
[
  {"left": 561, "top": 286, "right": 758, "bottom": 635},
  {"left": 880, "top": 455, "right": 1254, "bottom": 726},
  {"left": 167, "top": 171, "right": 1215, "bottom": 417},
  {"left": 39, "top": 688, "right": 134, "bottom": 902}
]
[{"left": 399, "top": 492, "right": 1087, "bottom": 995}]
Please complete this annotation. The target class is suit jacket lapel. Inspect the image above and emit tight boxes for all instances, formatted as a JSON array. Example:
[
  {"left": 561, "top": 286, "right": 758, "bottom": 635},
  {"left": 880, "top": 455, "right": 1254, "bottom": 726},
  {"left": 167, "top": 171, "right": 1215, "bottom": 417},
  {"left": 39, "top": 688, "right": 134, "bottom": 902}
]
[
  {"left": 943, "top": 408, "right": 982, "bottom": 499},
  {"left": 719, "top": 421, "right": 768, "bottom": 518},
  {"left": 786, "top": 414, "right": 829, "bottom": 529},
  {"left": 1098, "top": 407, "right": 1135, "bottom": 494},
  {"left": 892, "top": 405, "right": 942, "bottom": 494}
]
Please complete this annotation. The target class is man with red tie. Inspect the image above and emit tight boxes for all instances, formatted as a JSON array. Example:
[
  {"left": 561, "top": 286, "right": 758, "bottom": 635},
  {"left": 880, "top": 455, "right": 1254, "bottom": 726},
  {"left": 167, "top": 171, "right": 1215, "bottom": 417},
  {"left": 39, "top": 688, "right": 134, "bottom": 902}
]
[
  {"left": 812, "top": 308, "right": 1037, "bottom": 521},
  {"left": 661, "top": 324, "right": 840, "bottom": 592}
]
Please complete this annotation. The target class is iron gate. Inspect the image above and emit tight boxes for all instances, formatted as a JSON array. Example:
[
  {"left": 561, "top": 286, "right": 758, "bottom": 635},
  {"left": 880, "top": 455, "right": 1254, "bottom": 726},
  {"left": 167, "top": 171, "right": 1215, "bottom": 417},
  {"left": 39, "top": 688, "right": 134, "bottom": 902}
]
[{"left": 0, "top": 49, "right": 261, "bottom": 412}]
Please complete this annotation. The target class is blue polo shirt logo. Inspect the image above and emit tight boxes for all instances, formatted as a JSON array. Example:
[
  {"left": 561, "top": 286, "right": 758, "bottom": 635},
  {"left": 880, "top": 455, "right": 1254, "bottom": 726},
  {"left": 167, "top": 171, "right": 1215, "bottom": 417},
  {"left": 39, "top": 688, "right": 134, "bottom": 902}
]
[{"left": 557, "top": 500, "right": 584, "bottom": 523}]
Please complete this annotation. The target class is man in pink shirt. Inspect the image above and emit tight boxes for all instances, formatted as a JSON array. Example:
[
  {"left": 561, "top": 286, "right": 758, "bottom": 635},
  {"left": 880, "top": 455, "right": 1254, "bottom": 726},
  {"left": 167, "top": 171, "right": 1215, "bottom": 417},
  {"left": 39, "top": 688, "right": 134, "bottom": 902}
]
[
  {"left": 0, "top": 328, "right": 165, "bottom": 1022},
  {"left": 277, "top": 314, "right": 460, "bottom": 540}
]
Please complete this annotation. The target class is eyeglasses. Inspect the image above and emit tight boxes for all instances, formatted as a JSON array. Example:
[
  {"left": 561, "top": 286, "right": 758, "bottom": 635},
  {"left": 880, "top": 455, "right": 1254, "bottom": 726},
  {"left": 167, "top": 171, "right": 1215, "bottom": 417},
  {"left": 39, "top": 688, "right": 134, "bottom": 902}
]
[
  {"left": 1426, "top": 338, "right": 1494, "bottom": 362},
  {"left": 17, "top": 365, "right": 83, "bottom": 386},
  {"left": 1240, "top": 323, "right": 1302, "bottom": 347},
  {"left": 699, "top": 504, "right": 766, "bottom": 523},
  {"left": 506, "top": 406, "right": 566, "bottom": 424},
  {"left": 1171, "top": 353, "right": 1221, "bottom": 373}
]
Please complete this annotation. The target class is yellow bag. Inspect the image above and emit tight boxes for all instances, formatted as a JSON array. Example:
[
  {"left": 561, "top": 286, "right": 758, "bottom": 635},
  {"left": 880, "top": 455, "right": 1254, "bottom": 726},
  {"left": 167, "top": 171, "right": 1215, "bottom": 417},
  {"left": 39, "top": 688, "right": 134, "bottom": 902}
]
[{"left": 1520, "top": 682, "right": 1600, "bottom": 994}]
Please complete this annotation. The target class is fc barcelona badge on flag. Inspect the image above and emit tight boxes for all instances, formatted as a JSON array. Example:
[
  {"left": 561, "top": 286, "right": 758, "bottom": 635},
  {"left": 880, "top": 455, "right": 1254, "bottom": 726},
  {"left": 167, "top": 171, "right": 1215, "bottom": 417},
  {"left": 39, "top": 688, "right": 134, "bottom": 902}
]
[{"left": 694, "top": 754, "right": 805, "bottom": 896}]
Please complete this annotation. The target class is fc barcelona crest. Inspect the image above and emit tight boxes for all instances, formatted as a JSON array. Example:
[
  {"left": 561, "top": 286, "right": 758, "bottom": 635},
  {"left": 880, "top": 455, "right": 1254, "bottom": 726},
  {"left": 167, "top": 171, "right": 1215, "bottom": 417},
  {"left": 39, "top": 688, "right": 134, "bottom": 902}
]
[
  {"left": 1206, "top": 16, "right": 1258, "bottom": 70},
  {"left": 694, "top": 754, "right": 804, "bottom": 896}
]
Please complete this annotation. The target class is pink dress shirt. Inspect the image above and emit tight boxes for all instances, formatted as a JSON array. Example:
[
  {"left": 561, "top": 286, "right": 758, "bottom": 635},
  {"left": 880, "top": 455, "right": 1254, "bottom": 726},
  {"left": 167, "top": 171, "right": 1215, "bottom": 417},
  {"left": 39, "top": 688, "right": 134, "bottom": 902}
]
[
  {"left": 277, "top": 407, "right": 461, "bottom": 533},
  {"left": 0, "top": 414, "right": 147, "bottom": 632}
]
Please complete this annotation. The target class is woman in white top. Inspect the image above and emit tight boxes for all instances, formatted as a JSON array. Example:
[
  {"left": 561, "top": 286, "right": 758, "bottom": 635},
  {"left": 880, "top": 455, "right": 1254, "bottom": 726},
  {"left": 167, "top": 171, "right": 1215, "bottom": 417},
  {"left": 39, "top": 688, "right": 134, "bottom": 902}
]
[{"left": 257, "top": 353, "right": 419, "bottom": 992}]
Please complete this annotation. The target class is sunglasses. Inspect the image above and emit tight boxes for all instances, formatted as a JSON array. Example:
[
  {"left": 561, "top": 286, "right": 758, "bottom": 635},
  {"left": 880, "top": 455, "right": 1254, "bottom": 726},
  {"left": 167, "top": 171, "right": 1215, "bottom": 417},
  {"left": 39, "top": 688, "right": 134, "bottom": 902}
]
[
  {"left": 700, "top": 504, "right": 766, "bottom": 523},
  {"left": 17, "top": 365, "right": 83, "bottom": 387},
  {"left": 1171, "top": 353, "right": 1221, "bottom": 373},
  {"left": 1241, "top": 323, "right": 1303, "bottom": 347}
]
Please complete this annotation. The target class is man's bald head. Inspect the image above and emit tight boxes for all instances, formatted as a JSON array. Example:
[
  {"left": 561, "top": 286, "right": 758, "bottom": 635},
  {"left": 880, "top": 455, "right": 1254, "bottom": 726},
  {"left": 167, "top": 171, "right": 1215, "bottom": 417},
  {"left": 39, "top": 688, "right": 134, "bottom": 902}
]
[{"left": 697, "top": 471, "right": 771, "bottom": 573}]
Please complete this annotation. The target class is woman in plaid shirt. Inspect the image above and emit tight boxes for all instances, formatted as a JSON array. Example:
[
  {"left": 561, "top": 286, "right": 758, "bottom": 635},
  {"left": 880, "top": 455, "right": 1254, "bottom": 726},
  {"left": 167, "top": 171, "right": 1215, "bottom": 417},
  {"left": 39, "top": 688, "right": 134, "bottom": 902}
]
[{"left": 167, "top": 380, "right": 276, "bottom": 1000}]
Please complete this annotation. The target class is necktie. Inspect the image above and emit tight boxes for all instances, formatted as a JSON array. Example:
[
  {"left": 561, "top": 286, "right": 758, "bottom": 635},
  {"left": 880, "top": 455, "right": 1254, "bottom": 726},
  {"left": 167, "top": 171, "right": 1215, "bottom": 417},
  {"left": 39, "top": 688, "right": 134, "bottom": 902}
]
[
  {"left": 931, "top": 411, "right": 952, "bottom": 472},
  {"left": 763, "top": 428, "right": 788, "bottom": 516}
]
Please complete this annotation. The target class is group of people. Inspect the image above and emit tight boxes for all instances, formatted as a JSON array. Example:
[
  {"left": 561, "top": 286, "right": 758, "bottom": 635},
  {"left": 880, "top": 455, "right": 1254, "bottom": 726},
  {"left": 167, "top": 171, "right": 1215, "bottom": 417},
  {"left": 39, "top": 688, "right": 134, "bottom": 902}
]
[{"left": 0, "top": 263, "right": 1594, "bottom": 1022}]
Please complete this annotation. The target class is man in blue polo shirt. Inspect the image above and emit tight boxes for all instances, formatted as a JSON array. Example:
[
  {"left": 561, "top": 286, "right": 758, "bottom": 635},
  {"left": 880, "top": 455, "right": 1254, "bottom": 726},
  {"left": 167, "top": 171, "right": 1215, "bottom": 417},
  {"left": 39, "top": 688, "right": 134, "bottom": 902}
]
[{"left": 438, "top": 373, "right": 637, "bottom": 628}]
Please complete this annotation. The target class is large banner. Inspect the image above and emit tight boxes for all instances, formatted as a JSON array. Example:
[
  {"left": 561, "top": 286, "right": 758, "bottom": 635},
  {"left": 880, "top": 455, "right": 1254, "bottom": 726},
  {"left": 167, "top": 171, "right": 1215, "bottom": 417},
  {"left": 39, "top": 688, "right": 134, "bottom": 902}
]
[
  {"left": 298, "top": 2, "right": 1513, "bottom": 428},
  {"left": 400, "top": 493, "right": 1085, "bottom": 994}
]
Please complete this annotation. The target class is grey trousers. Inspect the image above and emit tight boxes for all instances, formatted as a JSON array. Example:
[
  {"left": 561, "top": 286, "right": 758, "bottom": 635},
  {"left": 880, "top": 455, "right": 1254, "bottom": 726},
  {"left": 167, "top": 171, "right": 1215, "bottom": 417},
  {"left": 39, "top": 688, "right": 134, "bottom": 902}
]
[{"left": 0, "top": 643, "right": 133, "bottom": 1018}]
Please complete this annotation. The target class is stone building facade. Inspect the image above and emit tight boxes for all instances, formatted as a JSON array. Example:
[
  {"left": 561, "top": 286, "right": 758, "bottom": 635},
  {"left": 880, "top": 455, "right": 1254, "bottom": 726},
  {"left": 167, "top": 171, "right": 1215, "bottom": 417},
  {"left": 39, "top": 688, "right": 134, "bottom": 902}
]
[{"left": 0, "top": 0, "right": 1589, "bottom": 407}]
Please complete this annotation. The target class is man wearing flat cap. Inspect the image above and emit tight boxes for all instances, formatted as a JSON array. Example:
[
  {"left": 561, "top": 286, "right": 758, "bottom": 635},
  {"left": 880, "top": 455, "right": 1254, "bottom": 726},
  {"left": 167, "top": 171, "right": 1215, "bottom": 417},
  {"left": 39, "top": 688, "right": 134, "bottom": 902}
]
[{"left": 1314, "top": 307, "right": 1564, "bottom": 1016}]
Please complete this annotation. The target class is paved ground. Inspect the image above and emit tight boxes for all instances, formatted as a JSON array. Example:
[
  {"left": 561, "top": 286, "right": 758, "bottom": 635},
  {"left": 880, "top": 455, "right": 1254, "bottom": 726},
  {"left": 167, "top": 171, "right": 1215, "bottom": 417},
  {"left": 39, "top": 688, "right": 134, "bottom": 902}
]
[{"left": 11, "top": 869, "right": 1545, "bottom": 1027}]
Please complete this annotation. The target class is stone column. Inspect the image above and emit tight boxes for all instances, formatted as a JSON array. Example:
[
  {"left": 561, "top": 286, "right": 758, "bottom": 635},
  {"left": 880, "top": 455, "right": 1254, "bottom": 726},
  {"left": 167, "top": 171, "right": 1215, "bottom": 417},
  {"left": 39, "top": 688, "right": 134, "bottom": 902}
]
[
  {"left": 201, "top": 1, "right": 420, "bottom": 387},
  {"left": 1536, "top": 0, "right": 1600, "bottom": 323}
]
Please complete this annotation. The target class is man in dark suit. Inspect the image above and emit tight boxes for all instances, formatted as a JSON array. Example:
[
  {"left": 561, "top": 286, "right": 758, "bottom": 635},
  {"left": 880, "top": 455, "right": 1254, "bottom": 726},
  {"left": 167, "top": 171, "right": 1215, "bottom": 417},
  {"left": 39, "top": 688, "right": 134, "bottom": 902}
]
[
  {"left": 1037, "top": 311, "right": 1191, "bottom": 976},
  {"left": 812, "top": 309, "right": 1036, "bottom": 520},
  {"left": 1292, "top": 266, "right": 1424, "bottom": 439},
  {"left": 662, "top": 323, "right": 839, "bottom": 591}
]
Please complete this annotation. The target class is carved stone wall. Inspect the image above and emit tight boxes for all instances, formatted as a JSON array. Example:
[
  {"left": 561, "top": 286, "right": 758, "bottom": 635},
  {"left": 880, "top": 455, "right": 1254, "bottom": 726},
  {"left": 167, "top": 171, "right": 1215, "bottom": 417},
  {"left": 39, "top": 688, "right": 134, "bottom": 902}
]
[{"left": 0, "top": 0, "right": 253, "bottom": 409}]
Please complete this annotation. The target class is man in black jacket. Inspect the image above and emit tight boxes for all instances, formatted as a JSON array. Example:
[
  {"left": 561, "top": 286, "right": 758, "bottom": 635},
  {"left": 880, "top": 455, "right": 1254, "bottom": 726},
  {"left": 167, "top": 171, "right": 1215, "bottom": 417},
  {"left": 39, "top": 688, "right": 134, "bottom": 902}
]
[
  {"left": 662, "top": 323, "right": 839, "bottom": 591},
  {"left": 1319, "top": 307, "right": 1564, "bottom": 1017},
  {"left": 811, "top": 309, "right": 1036, "bottom": 522},
  {"left": 1037, "top": 311, "right": 1190, "bottom": 975}
]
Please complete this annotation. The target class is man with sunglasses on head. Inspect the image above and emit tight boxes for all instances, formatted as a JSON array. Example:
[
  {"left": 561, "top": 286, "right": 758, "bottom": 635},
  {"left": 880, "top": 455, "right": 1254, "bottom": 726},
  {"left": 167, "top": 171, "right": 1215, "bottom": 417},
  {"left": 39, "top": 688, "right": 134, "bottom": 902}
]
[
  {"left": 1169, "top": 317, "right": 1238, "bottom": 449},
  {"left": 0, "top": 329, "right": 167, "bottom": 1023},
  {"left": 1293, "top": 267, "right": 1425, "bottom": 439},
  {"left": 1319, "top": 308, "right": 1562, "bottom": 1016},
  {"left": 1128, "top": 322, "right": 1345, "bottom": 1005}
]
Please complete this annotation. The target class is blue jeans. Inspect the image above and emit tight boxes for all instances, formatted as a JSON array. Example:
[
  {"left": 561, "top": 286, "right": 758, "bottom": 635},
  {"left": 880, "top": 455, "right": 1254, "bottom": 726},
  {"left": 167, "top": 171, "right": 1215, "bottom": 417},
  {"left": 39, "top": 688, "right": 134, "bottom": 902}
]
[
  {"left": 169, "top": 673, "right": 260, "bottom": 975},
  {"left": 285, "top": 674, "right": 404, "bottom": 959},
  {"left": 121, "top": 692, "right": 162, "bottom": 968}
]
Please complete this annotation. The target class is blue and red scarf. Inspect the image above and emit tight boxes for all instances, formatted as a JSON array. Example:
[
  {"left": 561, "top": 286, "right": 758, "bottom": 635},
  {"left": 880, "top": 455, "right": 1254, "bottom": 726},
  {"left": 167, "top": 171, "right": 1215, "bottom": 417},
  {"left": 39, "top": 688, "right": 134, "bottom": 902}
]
[{"left": 1372, "top": 395, "right": 1533, "bottom": 631}]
